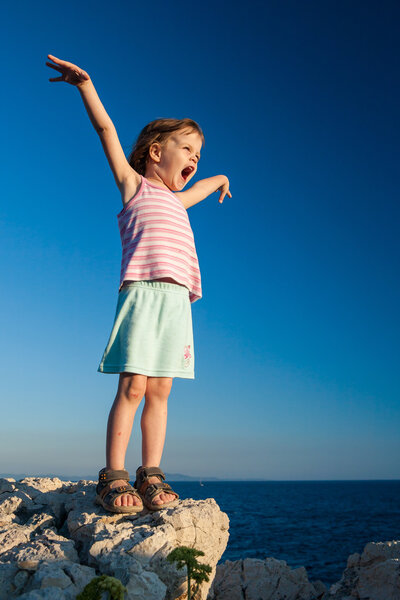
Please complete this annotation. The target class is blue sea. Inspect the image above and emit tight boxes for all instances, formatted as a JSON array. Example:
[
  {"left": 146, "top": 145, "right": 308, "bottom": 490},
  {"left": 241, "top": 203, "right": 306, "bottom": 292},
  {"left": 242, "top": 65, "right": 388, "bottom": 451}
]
[{"left": 168, "top": 480, "right": 400, "bottom": 586}]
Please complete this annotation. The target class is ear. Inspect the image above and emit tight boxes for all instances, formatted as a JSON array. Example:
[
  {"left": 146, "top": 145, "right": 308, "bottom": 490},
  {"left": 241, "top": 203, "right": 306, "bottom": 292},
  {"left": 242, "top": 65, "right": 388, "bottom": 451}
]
[{"left": 149, "top": 142, "right": 162, "bottom": 163}]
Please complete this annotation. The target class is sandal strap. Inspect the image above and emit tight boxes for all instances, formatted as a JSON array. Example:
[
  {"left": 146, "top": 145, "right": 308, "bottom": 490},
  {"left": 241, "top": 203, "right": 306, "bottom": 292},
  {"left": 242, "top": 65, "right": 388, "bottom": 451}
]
[
  {"left": 135, "top": 466, "right": 165, "bottom": 486},
  {"left": 98, "top": 467, "right": 130, "bottom": 484},
  {"left": 134, "top": 466, "right": 179, "bottom": 507},
  {"left": 97, "top": 468, "right": 132, "bottom": 497},
  {"left": 144, "top": 482, "right": 178, "bottom": 502},
  {"left": 99, "top": 482, "right": 142, "bottom": 507},
  {"left": 98, "top": 482, "right": 134, "bottom": 500}
]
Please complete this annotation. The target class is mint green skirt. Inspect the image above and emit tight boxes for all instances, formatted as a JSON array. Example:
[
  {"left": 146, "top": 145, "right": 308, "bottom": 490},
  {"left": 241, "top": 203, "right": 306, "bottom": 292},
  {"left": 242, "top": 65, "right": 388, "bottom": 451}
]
[{"left": 98, "top": 281, "right": 194, "bottom": 378}]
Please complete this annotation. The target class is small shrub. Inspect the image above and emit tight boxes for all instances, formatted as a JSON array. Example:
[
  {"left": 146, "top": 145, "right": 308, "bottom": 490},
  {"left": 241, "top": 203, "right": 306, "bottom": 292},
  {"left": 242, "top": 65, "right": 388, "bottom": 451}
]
[
  {"left": 167, "top": 546, "right": 212, "bottom": 600},
  {"left": 76, "top": 574, "right": 127, "bottom": 600}
]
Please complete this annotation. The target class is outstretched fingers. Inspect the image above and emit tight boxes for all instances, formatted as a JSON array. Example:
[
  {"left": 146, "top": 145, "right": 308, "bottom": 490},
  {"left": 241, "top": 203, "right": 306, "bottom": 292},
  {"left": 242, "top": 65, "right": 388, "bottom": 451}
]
[
  {"left": 47, "top": 54, "right": 70, "bottom": 67},
  {"left": 219, "top": 190, "right": 232, "bottom": 204},
  {"left": 45, "top": 53, "right": 90, "bottom": 86},
  {"left": 46, "top": 61, "right": 63, "bottom": 72},
  {"left": 46, "top": 61, "right": 64, "bottom": 82}
]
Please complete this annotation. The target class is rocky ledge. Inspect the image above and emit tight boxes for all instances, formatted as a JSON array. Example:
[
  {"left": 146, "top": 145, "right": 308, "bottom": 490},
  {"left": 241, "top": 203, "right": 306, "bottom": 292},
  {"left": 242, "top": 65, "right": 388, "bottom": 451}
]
[
  {"left": 0, "top": 476, "right": 228, "bottom": 599},
  {"left": 0, "top": 477, "right": 399, "bottom": 600}
]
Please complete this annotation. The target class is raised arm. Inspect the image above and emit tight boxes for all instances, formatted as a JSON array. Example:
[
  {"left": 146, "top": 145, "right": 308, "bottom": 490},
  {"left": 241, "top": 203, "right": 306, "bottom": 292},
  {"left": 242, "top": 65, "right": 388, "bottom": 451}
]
[
  {"left": 46, "top": 54, "right": 139, "bottom": 191},
  {"left": 175, "top": 175, "right": 232, "bottom": 210}
]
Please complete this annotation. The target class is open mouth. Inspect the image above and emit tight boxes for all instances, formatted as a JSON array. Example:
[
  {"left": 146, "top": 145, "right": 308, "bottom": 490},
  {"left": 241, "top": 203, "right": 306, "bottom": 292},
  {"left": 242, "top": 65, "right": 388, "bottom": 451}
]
[{"left": 181, "top": 166, "right": 195, "bottom": 181}]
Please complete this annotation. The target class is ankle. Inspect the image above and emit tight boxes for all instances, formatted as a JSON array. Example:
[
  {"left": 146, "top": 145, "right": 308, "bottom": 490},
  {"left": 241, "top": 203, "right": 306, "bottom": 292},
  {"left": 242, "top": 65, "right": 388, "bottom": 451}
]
[{"left": 106, "top": 464, "right": 126, "bottom": 470}]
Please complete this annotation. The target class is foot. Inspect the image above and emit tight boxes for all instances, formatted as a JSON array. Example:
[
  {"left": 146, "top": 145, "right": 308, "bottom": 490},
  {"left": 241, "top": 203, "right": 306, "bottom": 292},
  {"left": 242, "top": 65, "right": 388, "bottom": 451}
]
[
  {"left": 134, "top": 466, "right": 179, "bottom": 510},
  {"left": 109, "top": 479, "right": 143, "bottom": 508},
  {"left": 147, "top": 476, "right": 176, "bottom": 506}
]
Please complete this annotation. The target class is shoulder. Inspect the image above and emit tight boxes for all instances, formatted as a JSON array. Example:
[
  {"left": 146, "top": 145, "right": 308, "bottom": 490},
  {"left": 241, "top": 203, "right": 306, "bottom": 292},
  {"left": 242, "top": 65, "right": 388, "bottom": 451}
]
[
  {"left": 119, "top": 168, "right": 142, "bottom": 207},
  {"left": 173, "top": 192, "right": 188, "bottom": 210}
]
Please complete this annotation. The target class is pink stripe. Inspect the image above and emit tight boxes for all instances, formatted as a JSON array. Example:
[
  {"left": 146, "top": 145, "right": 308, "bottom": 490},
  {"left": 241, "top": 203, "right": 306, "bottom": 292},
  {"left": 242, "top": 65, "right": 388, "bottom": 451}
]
[
  {"left": 122, "top": 269, "right": 201, "bottom": 288},
  {"left": 123, "top": 236, "right": 196, "bottom": 255},
  {"left": 126, "top": 226, "right": 194, "bottom": 242},
  {"left": 123, "top": 269, "right": 201, "bottom": 287},
  {"left": 130, "top": 193, "right": 185, "bottom": 209},
  {"left": 119, "top": 211, "right": 185, "bottom": 232},
  {"left": 119, "top": 210, "right": 190, "bottom": 227},
  {"left": 122, "top": 251, "right": 199, "bottom": 268},
  {"left": 121, "top": 246, "right": 198, "bottom": 264},
  {"left": 123, "top": 261, "right": 201, "bottom": 283},
  {"left": 122, "top": 260, "right": 198, "bottom": 275},
  {"left": 123, "top": 211, "right": 190, "bottom": 229},
  {"left": 119, "top": 204, "right": 187, "bottom": 228},
  {"left": 119, "top": 194, "right": 186, "bottom": 219},
  {"left": 122, "top": 219, "right": 193, "bottom": 241},
  {"left": 122, "top": 261, "right": 200, "bottom": 279}
]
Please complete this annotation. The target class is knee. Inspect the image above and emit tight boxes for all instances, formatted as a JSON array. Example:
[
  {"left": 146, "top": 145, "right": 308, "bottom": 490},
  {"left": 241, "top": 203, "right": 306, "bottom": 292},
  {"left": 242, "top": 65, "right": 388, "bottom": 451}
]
[
  {"left": 120, "top": 380, "right": 146, "bottom": 404},
  {"left": 145, "top": 379, "right": 173, "bottom": 402}
]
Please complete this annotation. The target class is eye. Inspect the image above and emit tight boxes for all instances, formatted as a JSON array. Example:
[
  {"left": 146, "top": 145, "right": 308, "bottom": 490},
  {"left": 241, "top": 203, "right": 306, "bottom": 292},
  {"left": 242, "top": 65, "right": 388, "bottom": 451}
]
[{"left": 183, "top": 146, "right": 200, "bottom": 161}]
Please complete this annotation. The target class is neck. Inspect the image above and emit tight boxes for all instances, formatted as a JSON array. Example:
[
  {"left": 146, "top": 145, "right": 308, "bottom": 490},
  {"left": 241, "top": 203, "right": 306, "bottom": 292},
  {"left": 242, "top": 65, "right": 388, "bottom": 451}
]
[{"left": 144, "top": 168, "right": 170, "bottom": 191}]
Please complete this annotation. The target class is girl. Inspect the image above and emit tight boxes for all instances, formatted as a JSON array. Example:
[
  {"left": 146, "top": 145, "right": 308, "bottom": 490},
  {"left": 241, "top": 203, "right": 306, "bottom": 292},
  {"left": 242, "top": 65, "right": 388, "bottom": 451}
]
[{"left": 46, "top": 54, "right": 231, "bottom": 514}]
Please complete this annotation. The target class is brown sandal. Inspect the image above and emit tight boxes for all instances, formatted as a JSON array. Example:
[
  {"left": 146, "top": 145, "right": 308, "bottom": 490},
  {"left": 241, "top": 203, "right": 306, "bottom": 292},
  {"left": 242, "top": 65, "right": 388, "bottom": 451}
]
[
  {"left": 95, "top": 468, "right": 143, "bottom": 514},
  {"left": 134, "top": 466, "right": 179, "bottom": 511}
]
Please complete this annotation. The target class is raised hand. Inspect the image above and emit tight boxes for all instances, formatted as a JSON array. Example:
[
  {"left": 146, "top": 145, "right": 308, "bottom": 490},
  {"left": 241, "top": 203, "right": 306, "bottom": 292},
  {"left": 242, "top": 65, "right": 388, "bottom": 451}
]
[{"left": 46, "top": 54, "right": 90, "bottom": 87}]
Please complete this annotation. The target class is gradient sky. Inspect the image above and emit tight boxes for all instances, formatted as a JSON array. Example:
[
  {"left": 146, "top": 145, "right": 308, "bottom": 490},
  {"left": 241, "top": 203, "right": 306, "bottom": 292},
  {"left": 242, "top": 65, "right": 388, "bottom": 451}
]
[{"left": 1, "top": 0, "right": 399, "bottom": 480}]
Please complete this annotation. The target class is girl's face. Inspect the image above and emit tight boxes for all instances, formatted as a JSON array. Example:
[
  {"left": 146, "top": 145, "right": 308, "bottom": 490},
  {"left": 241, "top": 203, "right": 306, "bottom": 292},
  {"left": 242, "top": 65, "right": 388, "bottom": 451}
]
[{"left": 148, "top": 129, "right": 202, "bottom": 191}]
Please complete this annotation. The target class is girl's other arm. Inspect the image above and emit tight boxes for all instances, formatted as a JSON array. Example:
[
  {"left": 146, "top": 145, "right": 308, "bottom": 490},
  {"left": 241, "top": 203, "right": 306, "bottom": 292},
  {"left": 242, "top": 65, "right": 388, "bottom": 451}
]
[
  {"left": 46, "top": 54, "right": 139, "bottom": 191},
  {"left": 176, "top": 175, "right": 231, "bottom": 210}
]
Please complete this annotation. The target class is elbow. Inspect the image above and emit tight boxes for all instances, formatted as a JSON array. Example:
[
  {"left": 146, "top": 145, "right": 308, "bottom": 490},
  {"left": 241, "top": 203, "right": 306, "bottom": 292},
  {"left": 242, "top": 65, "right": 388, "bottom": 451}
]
[{"left": 96, "top": 121, "right": 114, "bottom": 135}]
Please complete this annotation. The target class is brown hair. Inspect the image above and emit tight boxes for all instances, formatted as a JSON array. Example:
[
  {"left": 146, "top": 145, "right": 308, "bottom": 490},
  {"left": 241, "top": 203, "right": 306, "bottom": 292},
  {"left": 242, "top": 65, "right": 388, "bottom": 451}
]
[{"left": 128, "top": 118, "right": 205, "bottom": 176}]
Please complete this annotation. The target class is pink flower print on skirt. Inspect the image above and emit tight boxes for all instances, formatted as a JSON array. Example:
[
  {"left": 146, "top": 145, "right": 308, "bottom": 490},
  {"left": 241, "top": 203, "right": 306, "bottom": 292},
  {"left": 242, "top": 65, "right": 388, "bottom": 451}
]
[{"left": 183, "top": 345, "right": 192, "bottom": 368}]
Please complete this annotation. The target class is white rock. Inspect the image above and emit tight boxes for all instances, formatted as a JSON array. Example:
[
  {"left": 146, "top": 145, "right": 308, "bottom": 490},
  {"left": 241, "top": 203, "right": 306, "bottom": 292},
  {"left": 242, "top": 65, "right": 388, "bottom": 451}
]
[
  {"left": 18, "top": 478, "right": 65, "bottom": 499},
  {"left": 14, "top": 568, "right": 30, "bottom": 593},
  {"left": 0, "top": 477, "right": 230, "bottom": 600},
  {"left": 0, "top": 563, "right": 19, "bottom": 600},
  {"left": 0, "top": 513, "right": 57, "bottom": 559},
  {"left": 61, "top": 562, "right": 96, "bottom": 591},
  {"left": 211, "top": 557, "right": 325, "bottom": 600},
  {"left": 25, "top": 513, "right": 57, "bottom": 533},
  {"left": 1, "top": 528, "right": 79, "bottom": 564},
  {"left": 0, "top": 478, "right": 16, "bottom": 493},
  {"left": 0, "top": 490, "right": 38, "bottom": 515},
  {"left": 325, "top": 539, "right": 400, "bottom": 600},
  {"left": 18, "top": 589, "right": 69, "bottom": 599},
  {"left": 0, "top": 512, "right": 21, "bottom": 526},
  {"left": 17, "top": 560, "right": 40, "bottom": 571},
  {"left": 21, "top": 561, "right": 96, "bottom": 600},
  {"left": 0, "top": 522, "right": 32, "bottom": 557},
  {"left": 31, "top": 564, "right": 73, "bottom": 590}
]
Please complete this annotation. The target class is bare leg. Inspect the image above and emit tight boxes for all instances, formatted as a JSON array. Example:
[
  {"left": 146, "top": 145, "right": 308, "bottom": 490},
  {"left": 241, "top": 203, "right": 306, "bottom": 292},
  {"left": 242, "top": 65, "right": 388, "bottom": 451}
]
[
  {"left": 105, "top": 373, "right": 147, "bottom": 507},
  {"left": 140, "top": 377, "right": 175, "bottom": 505}
]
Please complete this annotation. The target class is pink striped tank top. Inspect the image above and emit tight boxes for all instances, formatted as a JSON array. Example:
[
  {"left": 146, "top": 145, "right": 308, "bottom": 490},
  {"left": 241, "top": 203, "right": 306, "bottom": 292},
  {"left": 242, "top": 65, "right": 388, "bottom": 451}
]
[{"left": 117, "top": 175, "right": 202, "bottom": 303}]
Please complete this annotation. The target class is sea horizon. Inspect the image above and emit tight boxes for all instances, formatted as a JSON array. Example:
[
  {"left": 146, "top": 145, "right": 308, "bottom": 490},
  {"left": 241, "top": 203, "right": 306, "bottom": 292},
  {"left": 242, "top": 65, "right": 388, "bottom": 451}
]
[{"left": 1, "top": 472, "right": 399, "bottom": 482}]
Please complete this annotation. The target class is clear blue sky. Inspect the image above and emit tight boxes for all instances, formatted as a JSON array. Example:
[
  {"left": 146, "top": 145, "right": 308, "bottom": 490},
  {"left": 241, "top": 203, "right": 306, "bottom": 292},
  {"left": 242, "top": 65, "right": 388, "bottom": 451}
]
[{"left": 1, "top": 0, "right": 399, "bottom": 480}]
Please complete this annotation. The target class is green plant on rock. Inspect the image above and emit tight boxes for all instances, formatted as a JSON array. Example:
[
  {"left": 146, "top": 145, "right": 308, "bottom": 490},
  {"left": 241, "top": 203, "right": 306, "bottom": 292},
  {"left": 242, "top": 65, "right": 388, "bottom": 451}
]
[
  {"left": 76, "top": 574, "right": 127, "bottom": 600},
  {"left": 167, "top": 546, "right": 212, "bottom": 600}
]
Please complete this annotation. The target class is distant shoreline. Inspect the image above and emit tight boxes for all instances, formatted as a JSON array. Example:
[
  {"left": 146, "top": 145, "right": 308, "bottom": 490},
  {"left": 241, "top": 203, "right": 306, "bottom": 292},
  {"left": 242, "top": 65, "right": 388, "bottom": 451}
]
[{"left": 1, "top": 473, "right": 399, "bottom": 483}]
